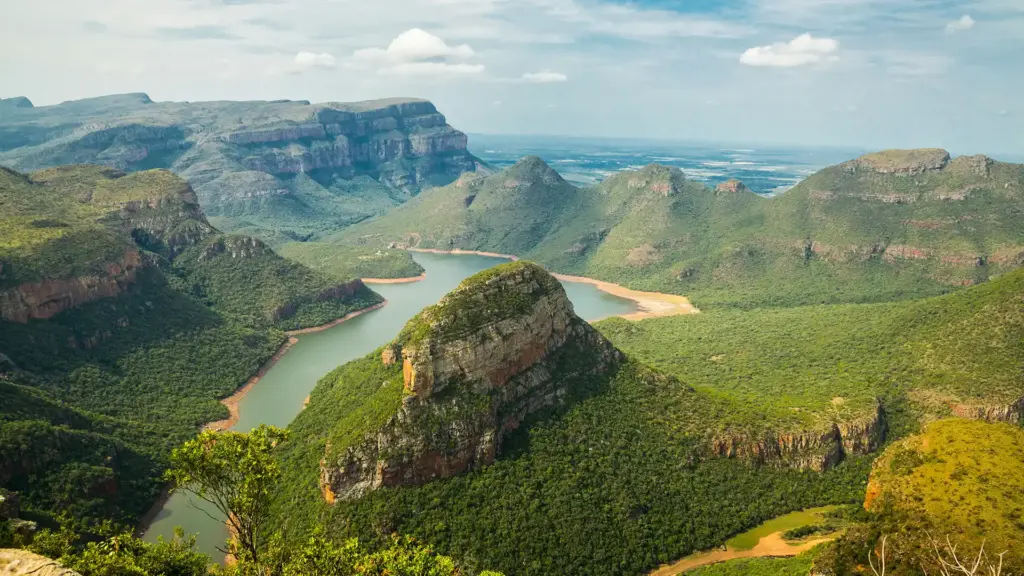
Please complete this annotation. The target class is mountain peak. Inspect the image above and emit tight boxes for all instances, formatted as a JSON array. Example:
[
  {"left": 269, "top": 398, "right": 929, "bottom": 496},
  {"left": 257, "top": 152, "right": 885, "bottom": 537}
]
[
  {"left": 0, "top": 96, "right": 33, "bottom": 110},
  {"left": 499, "top": 155, "right": 567, "bottom": 188},
  {"left": 320, "top": 261, "right": 622, "bottom": 501},
  {"left": 848, "top": 148, "right": 950, "bottom": 175},
  {"left": 603, "top": 163, "right": 686, "bottom": 196}
]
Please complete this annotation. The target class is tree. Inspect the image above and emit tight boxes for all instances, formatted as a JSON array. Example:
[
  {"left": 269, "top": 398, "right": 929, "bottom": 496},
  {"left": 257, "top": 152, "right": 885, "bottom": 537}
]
[{"left": 165, "top": 425, "right": 288, "bottom": 569}]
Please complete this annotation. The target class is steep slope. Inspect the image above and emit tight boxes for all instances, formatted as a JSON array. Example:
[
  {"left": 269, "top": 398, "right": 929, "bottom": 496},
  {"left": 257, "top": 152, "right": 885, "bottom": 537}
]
[
  {"left": 0, "top": 94, "right": 486, "bottom": 243},
  {"left": 334, "top": 150, "right": 1024, "bottom": 308},
  {"left": 813, "top": 419, "right": 1024, "bottom": 574},
  {"left": 271, "top": 263, "right": 874, "bottom": 576},
  {"left": 0, "top": 165, "right": 381, "bottom": 532}
]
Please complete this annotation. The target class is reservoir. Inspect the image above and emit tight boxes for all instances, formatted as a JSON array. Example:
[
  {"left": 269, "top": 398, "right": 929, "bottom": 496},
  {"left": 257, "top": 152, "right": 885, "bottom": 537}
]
[{"left": 143, "top": 252, "right": 637, "bottom": 557}]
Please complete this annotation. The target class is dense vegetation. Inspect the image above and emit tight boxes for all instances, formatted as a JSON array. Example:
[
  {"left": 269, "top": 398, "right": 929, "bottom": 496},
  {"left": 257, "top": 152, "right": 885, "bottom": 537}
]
[
  {"left": 598, "top": 267, "right": 1024, "bottom": 436},
  {"left": 814, "top": 419, "right": 1024, "bottom": 575},
  {"left": 274, "top": 352, "right": 872, "bottom": 576},
  {"left": 277, "top": 242, "right": 424, "bottom": 281},
  {"left": 0, "top": 165, "right": 383, "bottom": 533},
  {"left": 333, "top": 152, "right": 1024, "bottom": 308}
]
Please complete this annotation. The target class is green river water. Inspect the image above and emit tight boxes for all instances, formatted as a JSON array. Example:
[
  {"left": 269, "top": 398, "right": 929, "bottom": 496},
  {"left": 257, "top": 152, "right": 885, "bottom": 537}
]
[{"left": 142, "top": 252, "right": 637, "bottom": 558}]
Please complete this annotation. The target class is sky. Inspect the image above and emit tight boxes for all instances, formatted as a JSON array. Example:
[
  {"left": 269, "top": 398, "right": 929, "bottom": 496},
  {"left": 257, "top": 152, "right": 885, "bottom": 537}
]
[{"left": 2, "top": 0, "right": 1023, "bottom": 155}]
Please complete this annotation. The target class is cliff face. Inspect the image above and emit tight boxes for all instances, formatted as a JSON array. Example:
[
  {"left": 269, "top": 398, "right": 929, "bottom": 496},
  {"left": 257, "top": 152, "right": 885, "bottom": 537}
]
[
  {"left": 711, "top": 402, "right": 887, "bottom": 471},
  {"left": 0, "top": 248, "right": 143, "bottom": 323},
  {"left": 0, "top": 95, "right": 485, "bottom": 242},
  {"left": 319, "top": 262, "right": 623, "bottom": 502}
]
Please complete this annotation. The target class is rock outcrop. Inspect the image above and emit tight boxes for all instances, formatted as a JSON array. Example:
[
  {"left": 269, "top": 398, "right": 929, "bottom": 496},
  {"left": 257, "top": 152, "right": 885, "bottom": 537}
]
[
  {"left": 319, "top": 262, "right": 623, "bottom": 501},
  {"left": 711, "top": 402, "right": 887, "bottom": 471},
  {"left": 0, "top": 249, "right": 143, "bottom": 323},
  {"left": 0, "top": 550, "right": 79, "bottom": 576},
  {"left": 847, "top": 148, "right": 951, "bottom": 175},
  {"left": 715, "top": 178, "right": 749, "bottom": 194}
]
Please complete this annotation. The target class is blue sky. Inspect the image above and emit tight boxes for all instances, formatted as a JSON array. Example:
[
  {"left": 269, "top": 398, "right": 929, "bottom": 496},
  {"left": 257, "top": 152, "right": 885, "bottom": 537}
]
[{"left": 2, "top": 0, "right": 1022, "bottom": 155}]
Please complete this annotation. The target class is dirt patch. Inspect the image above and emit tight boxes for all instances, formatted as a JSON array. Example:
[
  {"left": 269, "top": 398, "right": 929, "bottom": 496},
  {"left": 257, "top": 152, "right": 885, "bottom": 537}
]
[
  {"left": 648, "top": 531, "right": 835, "bottom": 576},
  {"left": 363, "top": 274, "right": 427, "bottom": 284}
]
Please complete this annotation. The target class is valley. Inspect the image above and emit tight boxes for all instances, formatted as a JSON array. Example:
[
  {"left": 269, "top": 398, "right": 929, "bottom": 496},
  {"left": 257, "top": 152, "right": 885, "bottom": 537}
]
[{"left": 2, "top": 93, "right": 1023, "bottom": 576}]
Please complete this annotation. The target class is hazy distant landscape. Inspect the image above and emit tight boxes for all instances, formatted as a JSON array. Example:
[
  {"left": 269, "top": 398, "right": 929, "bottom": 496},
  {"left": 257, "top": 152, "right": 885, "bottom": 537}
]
[{"left": 470, "top": 134, "right": 865, "bottom": 194}]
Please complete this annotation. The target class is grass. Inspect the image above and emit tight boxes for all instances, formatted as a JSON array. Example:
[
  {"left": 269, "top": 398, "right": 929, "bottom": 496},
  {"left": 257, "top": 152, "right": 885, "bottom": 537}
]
[
  {"left": 682, "top": 551, "right": 819, "bottom": 576},
  {"left": 725, "top": 507, "right": 836, "bottom": 550}
]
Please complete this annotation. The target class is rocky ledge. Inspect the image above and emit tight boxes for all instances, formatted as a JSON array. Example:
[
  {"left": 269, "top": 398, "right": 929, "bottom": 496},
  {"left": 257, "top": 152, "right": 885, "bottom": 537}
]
[
  {"left": 847, "top": 148, "right": 951, "bottom": 175},
  {"left": 319, "top": 262, "right": 623, "bottom": 502},
  {"left": 711, "top": 402, "right": 887, "bottom": 471},
  {"left": 0, "top": 248, "right": 143, "bottom": 323}
]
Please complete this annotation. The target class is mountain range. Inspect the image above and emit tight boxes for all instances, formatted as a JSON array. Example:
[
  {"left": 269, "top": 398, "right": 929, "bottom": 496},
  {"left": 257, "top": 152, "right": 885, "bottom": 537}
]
[
  {"left": 330, "top": 149, "right": 1024, "bottom": 308},
  {"left": 0, "top": 94, "right": 487, "bottom": 245}
]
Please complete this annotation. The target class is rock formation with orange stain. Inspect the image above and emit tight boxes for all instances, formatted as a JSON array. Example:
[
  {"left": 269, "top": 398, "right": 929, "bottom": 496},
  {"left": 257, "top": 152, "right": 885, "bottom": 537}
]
[{"left": 319, "top": 262, "right": 623, "bottom": 502}]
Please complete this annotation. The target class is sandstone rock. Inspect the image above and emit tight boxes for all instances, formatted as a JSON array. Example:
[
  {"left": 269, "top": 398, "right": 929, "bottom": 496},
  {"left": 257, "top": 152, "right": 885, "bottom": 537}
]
[
  {"left": 847, "top": 148, "right": 950, "bottom": 175},
  {"left": 321, "top": 262, "right": 624, "bottom": 501},
  {"left": 711, "top": 402, "right": 887, "bottom": 471},
  {"left": 947, "top": 154, "right": 993, "bottom": 177},
  {"left": 0, "top": 249, "right": 143, "bottom": 323},
  {"left": 0, "top": 550, "right": 79, "bottom": 576},
  {"left": 715, "top": 179, "right": 749, "bottom": 194}
]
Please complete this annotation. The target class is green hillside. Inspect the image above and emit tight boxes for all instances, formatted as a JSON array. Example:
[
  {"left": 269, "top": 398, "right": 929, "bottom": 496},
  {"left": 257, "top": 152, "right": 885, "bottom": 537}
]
[
  {"left": 598, "top": 266, "right": 1024, "bottom": 438},
  {"left": 267, "top": 262, "right": 1024, "bottom": 576},
  {"left": 332, "top": 150, "right": 1024, "bottom": 307},
  {"left": 277, "top": 242, "right": 424, "bottom": 281},
  {"left": 814, "top": 419, "right": 1024, "bottom": 575},
  {"left": 0, "top": 165, "right": 381, "bottom": 533}
]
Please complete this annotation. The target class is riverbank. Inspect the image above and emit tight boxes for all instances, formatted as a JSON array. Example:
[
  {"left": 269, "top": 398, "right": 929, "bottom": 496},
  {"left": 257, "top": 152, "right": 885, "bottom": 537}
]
[
  {"left": 648, "top": 531, "right": 835, "bottom": 576},
  {"left": 203, "top": 301, "right": 387, "bottom": 432},
  {"left": 363, "top": 273, "right": 426, "bottom": 284},
  {"left": 407, "top": 248, "right": 698, "bottom": 319}
]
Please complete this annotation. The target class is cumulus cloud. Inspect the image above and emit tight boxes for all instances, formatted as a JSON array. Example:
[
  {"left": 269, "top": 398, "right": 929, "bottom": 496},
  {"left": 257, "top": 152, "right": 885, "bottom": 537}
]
[
  {"left": 945, "top": 15, "right": 975, "bottom": 33},
  {"left": 350, "top": 28, "right": 483, "bottom": 76},
  {"left": 740, "top": 33, "right": 839, "bottom": 67},
  {"left": 294, "top": 52, "right": 336, "bottom": 69},
  {"left": 521, "top": 71, "right": 568, "bottom": 83}
]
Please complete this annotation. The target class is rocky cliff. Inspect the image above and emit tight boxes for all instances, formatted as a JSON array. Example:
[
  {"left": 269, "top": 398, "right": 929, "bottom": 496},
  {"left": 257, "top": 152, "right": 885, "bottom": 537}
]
[
  {"left": 0, "top": 550, "right": 79, "bottom": 576},
  {"left": 711, "top": 402, "right": 887, "bottom": 471},
  {"left": 0, "top": 95, "right": 486, "bottom": 242},
  {"left": 0, "top": 248, "right": 143, "bottom": 323},
  {"left": 319, "top": 262, "right": 623, "bottom": 502}
]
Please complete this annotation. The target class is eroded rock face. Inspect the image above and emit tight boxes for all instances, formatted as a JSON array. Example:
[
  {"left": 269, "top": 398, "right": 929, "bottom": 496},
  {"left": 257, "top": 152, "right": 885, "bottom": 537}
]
[
  {"left": 0, "top": 550, "right": 80, "bottom": 576},
  {"left": 320, "top": 262, "right": 623, "bottom": 501},
  {"left": 198, "top": 236, "right": 272, "bottom": 261},
  {"left": 715, "top": 179, "right": 749, "bottom": 194},
  {"left": 711, "top": 402, "right": 887, "bottom": 471},
  {"left": 0, "top": 249, "right": 143, "bottom": 323}
]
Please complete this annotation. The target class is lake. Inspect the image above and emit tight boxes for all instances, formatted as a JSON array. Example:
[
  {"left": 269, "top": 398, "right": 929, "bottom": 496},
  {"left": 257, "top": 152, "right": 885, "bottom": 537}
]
[{"left": 143, "top": 252, "right": 637, "bottom": 558}]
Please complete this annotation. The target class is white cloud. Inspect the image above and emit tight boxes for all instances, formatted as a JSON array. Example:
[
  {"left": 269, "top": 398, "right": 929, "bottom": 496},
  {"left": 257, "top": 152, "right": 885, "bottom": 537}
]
[
  {"left": 521, "top": 71, "right": 568, "bottom": 83},
  {"left": 353, "top": 29, "right": 474, "bottom": 63},
  {"left": 740, "top": 33, "right": 839, "bottom": 67},
  {"left": 293, "top": 51, "right": 335, "bottom": 69},
  {"left": 349, "top": 28, "right": 483, "bottom": 76},
  {"left": 945, "top": 14, "right": 975, "bottom": 33}
]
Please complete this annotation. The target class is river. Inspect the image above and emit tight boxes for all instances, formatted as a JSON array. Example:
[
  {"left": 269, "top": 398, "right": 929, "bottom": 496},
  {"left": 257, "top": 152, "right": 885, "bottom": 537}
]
[{"left": 143, "top": 252, "right": 637, "bottom": 557}]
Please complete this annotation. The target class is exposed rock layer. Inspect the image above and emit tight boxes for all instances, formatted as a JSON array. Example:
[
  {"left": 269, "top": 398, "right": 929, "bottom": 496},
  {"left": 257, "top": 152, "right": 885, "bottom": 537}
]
[
  {"left": 0, "top": 550, "right": 80, "bottom": 576},
  {"left": 320, "top": 262, "right": 623, "bottom": 501}
]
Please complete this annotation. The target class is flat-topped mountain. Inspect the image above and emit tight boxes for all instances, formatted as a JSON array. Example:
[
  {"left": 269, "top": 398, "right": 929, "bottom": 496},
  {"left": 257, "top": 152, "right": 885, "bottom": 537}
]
[
  {"left": 0, "top": 94, "right": 486, "bottom": 243},
  {"left": 332, "top": 149, "right": 1024, "bottom": 308}
]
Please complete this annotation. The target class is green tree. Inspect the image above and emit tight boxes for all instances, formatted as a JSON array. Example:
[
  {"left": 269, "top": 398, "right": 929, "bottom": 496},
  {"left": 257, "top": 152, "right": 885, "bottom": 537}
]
[{"left": 165, "top": 425, "right": 288, "bottom": 569}]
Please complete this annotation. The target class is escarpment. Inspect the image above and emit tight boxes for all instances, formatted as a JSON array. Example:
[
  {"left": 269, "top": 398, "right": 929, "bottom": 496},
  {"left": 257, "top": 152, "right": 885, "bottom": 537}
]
[
  {"left": 711, "top": 402, "right": 887, "bottom": 471},
  {"left": 319, "top": 262, "right": 623, "bottom": 502},
  {"left": 0, "top": 248, "right": 143, "bottom": 323}
]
